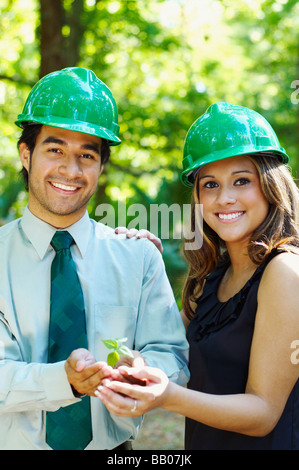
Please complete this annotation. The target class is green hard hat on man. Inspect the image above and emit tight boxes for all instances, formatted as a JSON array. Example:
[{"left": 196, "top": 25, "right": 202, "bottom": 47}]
[
  {"left": 15, "top": 67, "right": 121, "bottom": 146},
  {"left": 181, "top": 102, "right": 289, "bottom": 187}
]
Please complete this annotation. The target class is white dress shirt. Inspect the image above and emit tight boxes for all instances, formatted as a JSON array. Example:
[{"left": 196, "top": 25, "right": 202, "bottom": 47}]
[{"left": 0, "top": 207, "right": 189, "bottom": 449}]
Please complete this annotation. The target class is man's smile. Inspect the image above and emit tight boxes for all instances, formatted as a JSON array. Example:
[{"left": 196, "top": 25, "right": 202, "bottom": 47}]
[{"left": 49, "top": 181, "right": 82, "bottom": 193}]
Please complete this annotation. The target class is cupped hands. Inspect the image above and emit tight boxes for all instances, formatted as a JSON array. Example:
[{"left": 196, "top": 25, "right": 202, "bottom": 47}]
[{"left": 95, "top": 365, "right": 170, "bottom": 417}]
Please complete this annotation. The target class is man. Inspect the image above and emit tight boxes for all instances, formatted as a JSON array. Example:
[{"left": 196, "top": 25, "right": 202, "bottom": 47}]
[{"left": 0, "top": 67, "right": 189, "bottom": 450}]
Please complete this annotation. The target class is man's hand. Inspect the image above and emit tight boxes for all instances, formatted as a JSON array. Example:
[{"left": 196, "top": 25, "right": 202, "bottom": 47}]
[
  {"left": 115, "top": 350, "right": 147, "bottom": 368},
  {"left": 65, "top": 348, "right": 115, "bottom": 397},
  {"left": 115, "top": 350, "right": 148, "bottom": 385}
]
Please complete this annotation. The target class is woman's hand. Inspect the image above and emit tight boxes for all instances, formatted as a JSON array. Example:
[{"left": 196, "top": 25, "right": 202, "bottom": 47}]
[
  {"left": 95, "top": 366, "right": 170, "bottom": 417},
  {"left": 115, "top": 227, "right": 163, "bottom": 254}
]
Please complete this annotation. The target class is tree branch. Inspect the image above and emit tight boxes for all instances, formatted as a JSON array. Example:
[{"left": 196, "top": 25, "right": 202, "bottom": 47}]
[
  {"left": 0, "top": 75, "right": 35, "bottom": 87},
  {"left": 109, "top": 161, "right": 178, "bottom": 176}
]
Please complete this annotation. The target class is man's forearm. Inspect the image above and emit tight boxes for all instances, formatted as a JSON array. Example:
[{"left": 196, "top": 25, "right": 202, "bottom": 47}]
[{"left": 0, "top": 360, "right": 78, "bottom": 413}]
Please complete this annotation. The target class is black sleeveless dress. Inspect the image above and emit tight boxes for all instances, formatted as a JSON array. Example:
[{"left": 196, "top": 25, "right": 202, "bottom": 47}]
[{"left": 185, "top": 250, "right": 299, "bottom": 450}]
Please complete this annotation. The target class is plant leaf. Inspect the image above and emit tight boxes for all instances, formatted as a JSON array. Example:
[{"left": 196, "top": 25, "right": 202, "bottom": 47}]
[
  {"left": 107, "top": 351, "right": 120, "bottom": 367},
  {"left": 117, "top": 345, "right": 134, "bottom": 357},
  {"left": 102, "top": 339, "right": 118, "bottom": 350},
  {"left": 115, "top": 337, "right": 128, "bottom": 344}
]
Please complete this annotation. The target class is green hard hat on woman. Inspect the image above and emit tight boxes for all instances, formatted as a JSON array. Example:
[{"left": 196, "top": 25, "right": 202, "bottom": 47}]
[
  {"left": 181, "top": 102, "right": 289, "bottom": 187},
  {"left": 15, "top": 67, "right": 121, "bottom": 146}
]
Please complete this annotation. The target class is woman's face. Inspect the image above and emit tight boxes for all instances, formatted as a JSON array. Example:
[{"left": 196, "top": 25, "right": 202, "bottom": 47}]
[{"left": 197, "top": 155, "right": 269, "bottom": 249}]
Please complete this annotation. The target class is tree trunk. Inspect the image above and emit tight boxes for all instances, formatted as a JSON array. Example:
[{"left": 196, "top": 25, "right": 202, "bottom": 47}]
[
  {"left": 39, "top": 0, "right": 85, "bottom": 78},
  {"left": 66, "top": 0, "right": 85, "bottom": 67},
  {"left": 39, "top": 0, "right": 65, "bottom": 78}
]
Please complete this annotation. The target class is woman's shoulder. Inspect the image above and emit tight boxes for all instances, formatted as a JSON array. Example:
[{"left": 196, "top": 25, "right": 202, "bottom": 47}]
[
  {"left": 264, "top": 250, "right": 299, "bottom": 276},
  {"left": 259, "top": 250, "right": 299, "bottom": 301}
]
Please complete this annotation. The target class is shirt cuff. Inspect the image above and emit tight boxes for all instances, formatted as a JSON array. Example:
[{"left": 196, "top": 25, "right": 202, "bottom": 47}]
[{"left": 42, "top": 361, "right": 78, "bottom": 402}]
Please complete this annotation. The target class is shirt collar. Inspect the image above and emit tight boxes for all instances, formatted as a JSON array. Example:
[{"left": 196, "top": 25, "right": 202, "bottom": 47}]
[{"left": 20, "top": 206, "right": 91, "bottom": 260}]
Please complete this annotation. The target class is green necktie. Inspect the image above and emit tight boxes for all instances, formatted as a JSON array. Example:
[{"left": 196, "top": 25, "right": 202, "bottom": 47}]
[{"left": 46, "top": 231, "right": 92, "bottom": 450}]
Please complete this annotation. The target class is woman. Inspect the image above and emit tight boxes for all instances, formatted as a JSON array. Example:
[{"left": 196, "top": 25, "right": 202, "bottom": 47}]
[{"left": 96, "top": 102, "right": 299, "bottom": 450}]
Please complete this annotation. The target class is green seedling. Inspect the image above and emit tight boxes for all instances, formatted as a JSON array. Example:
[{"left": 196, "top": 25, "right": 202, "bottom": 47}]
[{"left": 102, "top": 337, "right": 133, "bottom": 367}]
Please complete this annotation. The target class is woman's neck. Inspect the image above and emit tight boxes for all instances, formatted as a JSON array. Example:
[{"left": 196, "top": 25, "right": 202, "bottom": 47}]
[
  {"left": 218, "top": 244, "right": 258, "bottom": 302},
  {"left": 225, "top": 242, "right": 256, "bottom": 276}
]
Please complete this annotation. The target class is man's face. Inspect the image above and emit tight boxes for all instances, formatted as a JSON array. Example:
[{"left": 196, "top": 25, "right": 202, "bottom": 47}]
[{"left": 20, "top": 125, "right": 103, "bottom": 227}]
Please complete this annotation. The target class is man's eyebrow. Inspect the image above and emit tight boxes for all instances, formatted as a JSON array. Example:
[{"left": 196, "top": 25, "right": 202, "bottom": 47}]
[
  {"left": 41, "top": 137, "right": 101, "bottom": 155},
  {"left": 81, "top": 143, "right": 101, "bottom": 155},
  {"left": 42, "top": 136, "right": 66, "bottom": 146}
]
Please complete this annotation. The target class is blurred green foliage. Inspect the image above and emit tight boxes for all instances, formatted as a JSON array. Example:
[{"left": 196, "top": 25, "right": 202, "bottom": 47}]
[{"left": 1, "top": 0, "right": 298, "bottom": 304}]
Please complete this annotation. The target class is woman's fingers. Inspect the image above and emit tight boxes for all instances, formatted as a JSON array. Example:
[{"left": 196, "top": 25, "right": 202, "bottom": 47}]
[
  {"left": 102, "top": 366, "right": 162, "bottom": 396},
  {"left": 118, "top": 365, "right": 167, "bottom": 383},
  {"left": 95, "top": 366, "right": 169, "bottom": 417},
  {"left": 95, "top": 382, "right": 143, "bottom": 416},
  {"left": 115, "top": 227, "right": 138, "bottom": 237},
  {"left": 115, "top": 227, "right": 163, "bottom": 254}
]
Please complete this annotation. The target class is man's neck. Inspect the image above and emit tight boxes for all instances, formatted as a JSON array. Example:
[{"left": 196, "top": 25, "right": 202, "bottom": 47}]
[{"left": 27, "top": 202, "right": 87, "bottom": 229}]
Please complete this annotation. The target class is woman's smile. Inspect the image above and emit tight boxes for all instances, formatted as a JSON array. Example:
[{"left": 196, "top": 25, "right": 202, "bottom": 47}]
[{"left": 216, "top": 211, "right": 245, "bottom": 222}]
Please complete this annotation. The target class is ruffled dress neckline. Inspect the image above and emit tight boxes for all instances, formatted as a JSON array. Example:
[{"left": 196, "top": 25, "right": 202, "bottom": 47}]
[{"left": 193, "top": 250, "right": 279, "bottom": 339}]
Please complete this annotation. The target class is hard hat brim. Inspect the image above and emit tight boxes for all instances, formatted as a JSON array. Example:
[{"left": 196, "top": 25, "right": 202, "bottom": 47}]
[
  {"left": 181, "top": 146, "right": 289, "bottom": 187},
  {"left": 15, "top": 115, "right": 121, "bottom": 146}
]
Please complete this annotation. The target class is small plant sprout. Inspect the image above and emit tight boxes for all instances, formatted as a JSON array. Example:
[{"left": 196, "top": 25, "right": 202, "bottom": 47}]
[{"left": 102, "top": 337, "right": 133, "bottom": 367}]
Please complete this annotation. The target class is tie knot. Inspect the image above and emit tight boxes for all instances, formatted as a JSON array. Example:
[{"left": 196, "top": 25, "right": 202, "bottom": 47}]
[{"left": 51, "top": 231, "right": 74, "bottom": 252}]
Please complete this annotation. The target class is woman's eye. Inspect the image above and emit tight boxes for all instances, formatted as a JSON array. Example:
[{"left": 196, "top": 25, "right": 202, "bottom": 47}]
[
  {"left": 235, "top": 178, "right": 250, "bottom": 186},
  {"left": 203, "top": 181, "right": 218, "bottom": 189}
]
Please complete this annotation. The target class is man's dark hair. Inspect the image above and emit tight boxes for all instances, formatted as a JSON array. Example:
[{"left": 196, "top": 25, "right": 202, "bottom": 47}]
[{"left": 17, "top": 123, "right": 111, "bottom": 191}]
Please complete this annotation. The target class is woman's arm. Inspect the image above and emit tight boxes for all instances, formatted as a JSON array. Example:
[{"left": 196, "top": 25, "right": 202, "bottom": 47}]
[
  {"left": 96, "top": 365, "right": 274, "bottom": 437},
  {"left": 97, "top": 252, "right": 299, "bottom": 437}
]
